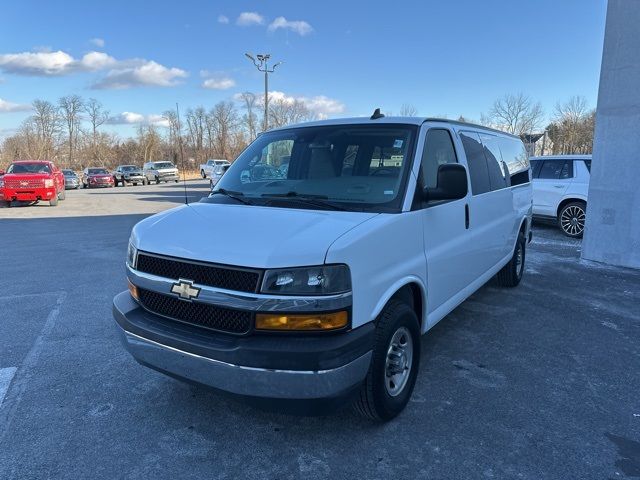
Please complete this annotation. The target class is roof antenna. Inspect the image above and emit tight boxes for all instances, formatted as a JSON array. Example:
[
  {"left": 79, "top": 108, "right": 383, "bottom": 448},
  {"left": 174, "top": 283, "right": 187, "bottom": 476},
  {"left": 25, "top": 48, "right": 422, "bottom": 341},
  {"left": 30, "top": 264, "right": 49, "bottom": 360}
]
[
  {"left": 370, "top": 108, "right": 385, "bottom": 120},
  {"left": 175, "top": 103, "right": 188, "bottom": 205}
]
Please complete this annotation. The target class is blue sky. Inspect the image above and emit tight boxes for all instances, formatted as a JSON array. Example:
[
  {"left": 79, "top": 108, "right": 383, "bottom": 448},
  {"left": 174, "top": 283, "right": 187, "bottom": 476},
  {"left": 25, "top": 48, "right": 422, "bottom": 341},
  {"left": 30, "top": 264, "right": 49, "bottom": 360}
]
[{"left": 0, "top": 0, "right": 607, "bottom": 138}]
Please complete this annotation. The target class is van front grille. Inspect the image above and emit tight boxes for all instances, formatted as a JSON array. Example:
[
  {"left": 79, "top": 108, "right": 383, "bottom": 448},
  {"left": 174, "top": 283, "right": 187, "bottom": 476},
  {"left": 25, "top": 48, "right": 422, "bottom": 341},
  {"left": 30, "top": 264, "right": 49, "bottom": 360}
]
[
  {"left": 136, "top": 252, "right": 261, "bottom": 293},
  {"left": 138, "top": 288, "right": 252, "bottom": 334}
]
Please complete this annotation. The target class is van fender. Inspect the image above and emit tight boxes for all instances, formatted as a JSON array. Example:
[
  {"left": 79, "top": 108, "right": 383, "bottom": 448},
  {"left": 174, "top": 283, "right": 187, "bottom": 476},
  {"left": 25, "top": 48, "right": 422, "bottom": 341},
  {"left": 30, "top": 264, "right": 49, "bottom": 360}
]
[{"left": 369, "top": 275, "right": 427, "bottom": 333}]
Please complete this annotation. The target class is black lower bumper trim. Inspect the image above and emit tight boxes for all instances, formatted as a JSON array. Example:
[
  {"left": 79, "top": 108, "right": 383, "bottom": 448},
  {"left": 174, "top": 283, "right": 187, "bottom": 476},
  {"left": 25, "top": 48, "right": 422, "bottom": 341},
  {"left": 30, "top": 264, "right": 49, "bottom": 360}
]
[{"left": 112, "top": 291, "right": 374, "bottom": 371}]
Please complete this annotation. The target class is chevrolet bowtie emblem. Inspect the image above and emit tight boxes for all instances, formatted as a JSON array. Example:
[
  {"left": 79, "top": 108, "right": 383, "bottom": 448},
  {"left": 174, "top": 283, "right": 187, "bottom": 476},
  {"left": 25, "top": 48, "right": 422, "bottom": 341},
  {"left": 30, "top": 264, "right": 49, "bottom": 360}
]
[{"left": 170, "top": 279, "right": 200, "bottom": 301}]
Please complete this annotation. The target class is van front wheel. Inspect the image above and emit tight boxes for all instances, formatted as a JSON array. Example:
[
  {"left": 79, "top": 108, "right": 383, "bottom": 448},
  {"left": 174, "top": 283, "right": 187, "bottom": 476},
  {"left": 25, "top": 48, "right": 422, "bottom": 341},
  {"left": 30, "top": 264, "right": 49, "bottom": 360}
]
[
  {"left": 496, "top": 232, "right": 525, "bottom": 287},
  {"left": 353, "top": 300, "right": 420, "bottom": 421}
]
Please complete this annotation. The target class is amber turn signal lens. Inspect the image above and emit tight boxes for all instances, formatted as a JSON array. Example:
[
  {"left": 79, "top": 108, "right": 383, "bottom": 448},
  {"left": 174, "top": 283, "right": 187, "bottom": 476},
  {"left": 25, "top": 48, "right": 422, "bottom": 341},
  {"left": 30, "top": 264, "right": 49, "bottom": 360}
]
[
  {"left": 128, "top": 279, "right": 139, "bottom": 301},
  {"left": 255, "top": 311, "right": 348, "bottom": 331}
]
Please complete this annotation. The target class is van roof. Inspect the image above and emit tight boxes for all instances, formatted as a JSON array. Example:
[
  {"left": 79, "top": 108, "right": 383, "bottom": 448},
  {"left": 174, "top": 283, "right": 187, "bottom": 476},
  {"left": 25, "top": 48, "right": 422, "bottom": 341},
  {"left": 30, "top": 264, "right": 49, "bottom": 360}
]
[
  {"left": 267, "top": 116, "right": 521, "bottom": 139},
  {"left": 529, "top": 154, "right": 592, "bottom": 160}
]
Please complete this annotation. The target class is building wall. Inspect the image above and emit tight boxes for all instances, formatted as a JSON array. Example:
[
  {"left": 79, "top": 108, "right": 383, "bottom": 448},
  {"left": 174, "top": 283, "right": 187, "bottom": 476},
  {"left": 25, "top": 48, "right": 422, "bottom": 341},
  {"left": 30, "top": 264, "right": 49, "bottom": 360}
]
[{"left": 581, "top": 0, "right": 640, "bottom": 269}]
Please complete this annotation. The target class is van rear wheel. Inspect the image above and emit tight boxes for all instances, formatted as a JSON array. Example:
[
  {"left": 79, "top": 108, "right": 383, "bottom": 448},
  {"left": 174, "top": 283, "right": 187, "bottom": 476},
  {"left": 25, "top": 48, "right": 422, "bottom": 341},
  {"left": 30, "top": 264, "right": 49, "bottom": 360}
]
[
  {"left": 353, "top": 299, "right": 420, "bottom": 421},
  {"left": 496, "top": 232, "right": 525, "bottom": 287}
]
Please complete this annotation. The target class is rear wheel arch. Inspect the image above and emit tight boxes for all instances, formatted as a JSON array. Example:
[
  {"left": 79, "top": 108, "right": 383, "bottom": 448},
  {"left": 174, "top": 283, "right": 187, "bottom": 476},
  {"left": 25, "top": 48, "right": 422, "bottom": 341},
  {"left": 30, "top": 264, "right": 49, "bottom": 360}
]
[{"left": 557, "top": 197, "right": 586, "bottom": 219}]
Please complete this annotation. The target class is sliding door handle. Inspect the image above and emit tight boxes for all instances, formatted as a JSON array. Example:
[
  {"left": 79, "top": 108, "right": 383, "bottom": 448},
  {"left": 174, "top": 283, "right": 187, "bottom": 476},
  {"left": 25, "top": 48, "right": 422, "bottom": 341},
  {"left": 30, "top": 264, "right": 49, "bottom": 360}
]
[{"left": 465, "top": 204, "right": 470, "bottom": 229}]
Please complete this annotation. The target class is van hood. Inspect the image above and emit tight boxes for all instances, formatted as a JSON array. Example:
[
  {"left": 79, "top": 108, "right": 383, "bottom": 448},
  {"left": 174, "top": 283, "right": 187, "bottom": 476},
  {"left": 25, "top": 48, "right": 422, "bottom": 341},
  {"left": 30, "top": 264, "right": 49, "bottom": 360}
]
[{"left": 133, "top": 203, "right": 378, "bottom": 268}]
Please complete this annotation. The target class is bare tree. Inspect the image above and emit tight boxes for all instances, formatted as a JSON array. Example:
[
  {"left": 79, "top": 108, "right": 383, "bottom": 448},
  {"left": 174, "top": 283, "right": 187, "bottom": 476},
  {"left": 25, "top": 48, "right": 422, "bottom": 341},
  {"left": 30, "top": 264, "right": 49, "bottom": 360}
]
[
  {"left": 268, "top": 98, "right": 315, "bottom": 128},
  {"left": 548, "top": 96, "right": 595, "bottom": 154},
  {"left": 84, "top": 98, "right": 110, "bottom": 163},
  {"left": 185, "top": 107, "right": 206, "bottom": 162},
  {"left": 136, "top": 124, "right": 161, "bottom": 163},
  {"left": 400, "top": 104, "right": 418, "bottom": 116},
  {"left": 208, "top": 101, "right": 239, "bottom": 159},
  {"left": 162, "top": 109, "right": 180, "bottom": 157},
  {"left": 483, "top": 93, "right": 545, "bottom": 135},
  {"left": 59, "top": 95, "right": 84, "bottom": 167},
  {"left": 239, "top": 92, "right": 258, "bottom": 140},
  {"left": 32, "top": 99, "right": 60, "bottom": 159}
]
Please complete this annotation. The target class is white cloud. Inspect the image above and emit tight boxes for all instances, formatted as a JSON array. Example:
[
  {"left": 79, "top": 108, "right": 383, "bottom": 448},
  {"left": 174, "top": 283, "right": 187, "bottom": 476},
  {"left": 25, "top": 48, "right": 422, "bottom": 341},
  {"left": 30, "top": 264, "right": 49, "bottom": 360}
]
[
  {"left": 237, "top": 91, "right": 345, "bottom": 119},
  {"left": 268, "top": 17, "right": 313, "bottom": 36},
  {"left": 107, "top": 111, "right": 169, "bottom": 127},
  {"left": 80, "top": 51, "right": 117, "bottom": 70},
  {"left": 0, "top": 98, "right": 32, "bottom": 113},
  {"left": 217, "top": 15, "right": 229, "bottom": 24},
  {"left": 92, "top": 60, "right": 188, "bottom": 89},
  {"left": 202, "top": 75, "right": 235, "bottom": 90},
  {"left": 90, "top": 38, "right": 105, "bottom": 48},
  {"left": 0, "top": 50, "right": 75, "bottom": 76},
  {"left": 0, "top": 48, "right": 187, "bottom": 89},
  {"left": 237, "top": 12, "right": 265, "bottom": 26}
]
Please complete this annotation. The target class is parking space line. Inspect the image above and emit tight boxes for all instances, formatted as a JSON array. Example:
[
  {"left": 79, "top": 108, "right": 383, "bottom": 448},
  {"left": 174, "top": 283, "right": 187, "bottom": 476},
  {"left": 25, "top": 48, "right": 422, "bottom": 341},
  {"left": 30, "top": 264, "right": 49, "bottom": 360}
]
[
  {"left": 0, "top": 291, "right": 67, "bottom": 443},
  {"left": 0, "top": 367, "right": 17, "bottom": 406}
]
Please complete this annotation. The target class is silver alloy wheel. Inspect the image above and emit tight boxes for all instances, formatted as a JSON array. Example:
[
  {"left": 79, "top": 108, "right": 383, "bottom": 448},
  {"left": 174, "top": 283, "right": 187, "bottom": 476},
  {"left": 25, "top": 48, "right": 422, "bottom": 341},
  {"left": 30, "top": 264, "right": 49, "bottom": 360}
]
[
  {"left": 515, "top": 241, "right": 524, "bottom": 277},
  {"left": 561, "top": 205, "right": 586, "bottom": 236},
  {"left": 384, "top": 326, "right": 414, "bottom": 397}
]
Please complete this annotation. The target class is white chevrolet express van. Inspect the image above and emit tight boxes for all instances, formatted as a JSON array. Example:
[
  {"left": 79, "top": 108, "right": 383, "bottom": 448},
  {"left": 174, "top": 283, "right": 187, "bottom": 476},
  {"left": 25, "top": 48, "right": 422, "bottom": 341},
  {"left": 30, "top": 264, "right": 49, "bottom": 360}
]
[{"left": 113, "top": 114, "right": 532, "bottom": 420}]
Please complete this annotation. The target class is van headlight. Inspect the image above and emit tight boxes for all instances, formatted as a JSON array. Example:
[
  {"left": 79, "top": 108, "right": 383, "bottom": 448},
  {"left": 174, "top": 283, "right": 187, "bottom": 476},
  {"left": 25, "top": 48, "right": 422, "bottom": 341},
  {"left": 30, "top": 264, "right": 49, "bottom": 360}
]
[
  {"left": 260, "top": 265, "right": 351, "bottom": 295},
  {"left": 127, "top": 242, "right": 138, "bottom": 268}
]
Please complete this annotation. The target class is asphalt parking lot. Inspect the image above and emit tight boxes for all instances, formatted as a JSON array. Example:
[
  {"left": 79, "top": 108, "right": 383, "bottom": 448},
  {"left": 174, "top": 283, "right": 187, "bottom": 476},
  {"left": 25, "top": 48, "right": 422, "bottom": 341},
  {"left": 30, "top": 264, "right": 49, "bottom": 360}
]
[{"left": 1, "top": 182, "right": 639, "bottom": 479}]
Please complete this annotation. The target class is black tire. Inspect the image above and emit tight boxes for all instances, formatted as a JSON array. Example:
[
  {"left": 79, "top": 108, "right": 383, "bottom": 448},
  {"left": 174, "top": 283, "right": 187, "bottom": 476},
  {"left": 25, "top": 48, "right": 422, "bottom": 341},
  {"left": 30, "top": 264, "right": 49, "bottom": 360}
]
[
  {"left": 174, "top": 179, "right": 179, "bottom": 183},
  {"left": 49, "top": 196, "right": 58, "bottom": 207},
  {"left": 558, "top": 201, "right": 586, "bottom": 238},
  {"left": 155, "top": 176, "right": 159, "bottom": 185},
  {"left": 201, "top": 170, "right": 206, "bottom": 178},
  {"left": 353, "top": 300, "right": 420, "bottom": 421},
  {"left": 496, "top": 232, "right": 525, "bottom": 287},
  {"left": 58, "top": 189, "right": 66, "bottom": 201}
]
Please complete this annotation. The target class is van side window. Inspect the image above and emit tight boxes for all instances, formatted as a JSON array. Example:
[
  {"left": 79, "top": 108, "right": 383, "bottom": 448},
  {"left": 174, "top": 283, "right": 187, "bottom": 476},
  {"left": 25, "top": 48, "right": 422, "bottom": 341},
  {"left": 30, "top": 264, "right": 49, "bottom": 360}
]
[
  {"left": 498, "top": 137, "right": 531, "bottom": 185},
  {"left": 420, "top": 129, "right": 458, "bottom": 188},
  {"left": 460, "top": 132, "right": 491, "bottom": 195},
  {"left": 479, "top": 134, "right": 508, "bottom": 190},
  {"left": 539, "top": 160, "right": 573, "bottom": 179}
]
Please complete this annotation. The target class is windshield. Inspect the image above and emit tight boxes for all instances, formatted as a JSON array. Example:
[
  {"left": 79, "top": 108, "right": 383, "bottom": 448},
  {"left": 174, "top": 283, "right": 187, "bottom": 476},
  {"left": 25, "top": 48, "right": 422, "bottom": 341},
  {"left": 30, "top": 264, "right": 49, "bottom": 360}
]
[
  {"left": 7, "top": 163, "right": 51, "bottom": 174},
  {"left": 62, "top": 169, "right": 75, "bottom": 176},
  {"left": 153, "top": 162, "right": 174, "bottom": 169},
  {"left": 204, "top": 124, "right": 417, "bottom": 213},
  {"left": 121, "top": 165, "right": 139, "bottom": 171},
  {"left": 88, "top": 168, "right": 109, "bottom": 175}
]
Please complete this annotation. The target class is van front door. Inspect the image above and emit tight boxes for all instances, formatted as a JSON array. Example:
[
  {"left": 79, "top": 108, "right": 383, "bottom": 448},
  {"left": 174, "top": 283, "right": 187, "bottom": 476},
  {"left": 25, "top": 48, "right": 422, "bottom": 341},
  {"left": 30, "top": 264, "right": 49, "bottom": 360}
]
[{"left": 418, "top": 126, "right": 475, "bottom": 326}]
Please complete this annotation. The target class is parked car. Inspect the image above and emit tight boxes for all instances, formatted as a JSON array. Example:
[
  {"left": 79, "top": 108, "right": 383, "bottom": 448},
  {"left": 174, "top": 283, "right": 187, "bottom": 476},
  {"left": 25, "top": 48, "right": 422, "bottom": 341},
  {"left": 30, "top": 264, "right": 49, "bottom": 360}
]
[
  {"left": 200, "top": 159, "right": 230, "bottom": 178},
  {"left": 82, "top": 167, "right": 115, "bottom": 189},
  {"left": 529, "top": 155, "right": 590, "bottom": 238},
  {"left": 208, "top": 163, "right": 231, "bottom": 188},
  {"left": 62, "top": 169, "right": 80, "bottom": 190},
  {"left": 113, "top": 165, "right": 146, "bottom": 187},
  {"left": 1, "top": 160, "right": 66, "bottom": 206},
  {"left": 143, "top": 161, "right": 180, "bottom": 184},
  {"left": 114, "top": 115, "right": 532, "bottom": 421}
]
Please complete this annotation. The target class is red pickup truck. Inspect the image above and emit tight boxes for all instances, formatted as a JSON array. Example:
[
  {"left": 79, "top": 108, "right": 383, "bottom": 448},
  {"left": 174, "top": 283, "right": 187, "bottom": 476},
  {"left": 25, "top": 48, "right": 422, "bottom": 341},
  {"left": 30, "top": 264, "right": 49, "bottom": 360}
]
[{"left": 1, "top": 160, "right": 66, "bottom": 207}]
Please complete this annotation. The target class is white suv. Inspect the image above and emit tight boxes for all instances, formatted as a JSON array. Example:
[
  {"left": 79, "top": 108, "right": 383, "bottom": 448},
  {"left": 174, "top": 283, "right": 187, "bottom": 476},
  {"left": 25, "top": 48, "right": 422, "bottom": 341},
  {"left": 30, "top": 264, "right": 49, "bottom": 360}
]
[
  {"left": 114, "top": 115, "right": 532, "bottom": 420},
  {"left": 530, "top": 155, "right": 591, "bottom": 237}
]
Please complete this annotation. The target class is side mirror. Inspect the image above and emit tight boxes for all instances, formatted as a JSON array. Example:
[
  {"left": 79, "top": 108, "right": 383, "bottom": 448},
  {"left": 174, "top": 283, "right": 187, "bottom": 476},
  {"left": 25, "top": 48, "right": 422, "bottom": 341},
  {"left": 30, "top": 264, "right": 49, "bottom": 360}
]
[
  {"left": 0, "top": 170, "right": 5, "bottom": 176},
  {"left": 423, "top": 164, "right": 468, "bottom": 202}
]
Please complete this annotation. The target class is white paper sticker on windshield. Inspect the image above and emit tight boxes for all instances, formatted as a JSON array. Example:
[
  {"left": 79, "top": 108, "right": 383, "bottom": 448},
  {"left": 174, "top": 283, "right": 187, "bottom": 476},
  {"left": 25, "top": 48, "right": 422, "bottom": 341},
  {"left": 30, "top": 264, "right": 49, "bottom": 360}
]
[
  {"left": 384, "top": 190, "right": 394, "bottom": 195},
  {"left": 393, "top": 139, "right": 403, "bottom": 149}
]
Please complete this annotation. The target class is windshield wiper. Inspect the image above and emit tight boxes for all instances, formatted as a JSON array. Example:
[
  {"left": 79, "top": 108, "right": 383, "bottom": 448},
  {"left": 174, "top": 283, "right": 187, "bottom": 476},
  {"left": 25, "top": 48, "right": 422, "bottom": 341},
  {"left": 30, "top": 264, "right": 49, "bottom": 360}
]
[
  {"left": 261, "top": 191, "right": 347, "bottom": 211},
  {"left": 210, "top": 188, "right": 253, "bottom": 205}
]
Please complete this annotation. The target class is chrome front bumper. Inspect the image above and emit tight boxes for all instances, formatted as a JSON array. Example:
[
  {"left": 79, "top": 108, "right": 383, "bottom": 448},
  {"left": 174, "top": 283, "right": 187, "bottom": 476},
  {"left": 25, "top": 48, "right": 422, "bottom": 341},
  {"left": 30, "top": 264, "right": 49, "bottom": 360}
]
[{"left": 116, "top": 325, "right": 372, "bottom": 399}]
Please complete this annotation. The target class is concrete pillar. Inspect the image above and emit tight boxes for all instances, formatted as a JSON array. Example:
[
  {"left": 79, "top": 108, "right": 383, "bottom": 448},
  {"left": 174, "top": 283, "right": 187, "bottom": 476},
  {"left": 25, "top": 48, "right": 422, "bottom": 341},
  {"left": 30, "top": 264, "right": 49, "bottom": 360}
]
[{"left": 581, "top": 0, "right": 640, "bottom": 269}]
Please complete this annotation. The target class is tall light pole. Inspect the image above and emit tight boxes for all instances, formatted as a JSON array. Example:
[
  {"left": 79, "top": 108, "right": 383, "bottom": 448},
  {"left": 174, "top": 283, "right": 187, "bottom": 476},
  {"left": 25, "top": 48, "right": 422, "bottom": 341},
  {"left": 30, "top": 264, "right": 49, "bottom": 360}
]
[{"left": 245, "top": 53, "right": 282, "bottom": 132}]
